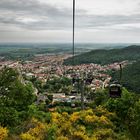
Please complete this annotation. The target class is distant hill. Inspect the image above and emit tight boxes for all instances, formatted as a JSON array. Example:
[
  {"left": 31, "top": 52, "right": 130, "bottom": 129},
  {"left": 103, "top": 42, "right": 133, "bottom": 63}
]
[
  {"left": 112, "top": 61, "right": 140, "bottom": 94},
  {"left": 64, "top": 45, "right": 140, "bottom": 65},
  {"left": 0, "top": 43, "right": 91, "bottom": 60}
]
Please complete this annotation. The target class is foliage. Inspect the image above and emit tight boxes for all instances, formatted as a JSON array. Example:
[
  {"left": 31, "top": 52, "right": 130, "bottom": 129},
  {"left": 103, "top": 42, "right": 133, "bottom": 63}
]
[
  {"left": 48, "top": 108, "right": 117, "bottom": 139},
  {"left": 28, "top": 104, "right": 51, "bottom": 123},
  {"left": 0, "top": 68, "right": 139, "bottom": 140},
  {"left": 44, "top": 76, "right": 72, "bottom": 93},
  {"left": 64, "top": 45, "right": 140, "bottom": 65},
  {"left": 93, "top": 89, "right": 109, "bottom": 106},
  {"left": 0, "top": 107, "right": 19, "bottom": 127},
  {"left": 92, "top": 128, "right": 118, "bottom": 140},
  {"left": 105, "top": 88, "right": 136, "bottom": 121},
  {"left": 20, "top": 118, "right": 46, "bottom": 140},
  {"left": 127, "top": 99, "right": 140, "bottom": 140},
  {"left": 30, "top": 77, "right": 44, "bottom": 93},
  {"left": 3, "top": 108, "right": 121, "bottom": 140},
  {"left": 0, "top": 68, "right": 35, "bottom": 126},
  {"left": 112, "top": 60, "right": 140, "bottom": 94},
  {"left": 1, "top": 104, "right": 137, "bottom": 140},
  {"left": 0, "top": 126, "right": 8, "bottom": 140}
]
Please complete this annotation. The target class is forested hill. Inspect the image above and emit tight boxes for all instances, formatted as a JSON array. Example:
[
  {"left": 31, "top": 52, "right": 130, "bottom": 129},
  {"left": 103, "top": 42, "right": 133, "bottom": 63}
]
[
  {"left": 64, "top": 45, "right": 140, "bottom": 65},
  {"left": 112, "top": 60, "right": 140, "bottom": 94}
]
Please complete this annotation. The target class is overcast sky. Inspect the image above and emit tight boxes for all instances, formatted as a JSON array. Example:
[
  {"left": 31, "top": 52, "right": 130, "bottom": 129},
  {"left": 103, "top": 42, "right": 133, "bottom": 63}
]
[{"left": 0, "top": 0, "right": 140, "bottom": 43}]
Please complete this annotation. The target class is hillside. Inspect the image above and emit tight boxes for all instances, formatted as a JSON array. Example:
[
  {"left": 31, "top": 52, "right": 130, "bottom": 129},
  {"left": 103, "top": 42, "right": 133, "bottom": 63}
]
[
  {"left": 112, "top": 60, "right": 140, "bottom": 94},
  {"left": 0, "top": 68, "right": 140, "bottom": 140},
  {"left": 64, "top": 45, "right": 140, "bottom": 65}
]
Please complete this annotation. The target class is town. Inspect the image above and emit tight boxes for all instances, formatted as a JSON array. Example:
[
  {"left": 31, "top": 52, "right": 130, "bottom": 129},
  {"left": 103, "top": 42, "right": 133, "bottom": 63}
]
[{"left": 0, "top": 54, "right": 130, "bottom": 106}]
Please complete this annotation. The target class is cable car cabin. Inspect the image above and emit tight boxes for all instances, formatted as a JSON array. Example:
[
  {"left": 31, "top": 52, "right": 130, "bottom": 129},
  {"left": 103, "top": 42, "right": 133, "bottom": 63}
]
[
  {"left": 71, "top": 89, "right": 77, "bottom": 95},
  {"left": 109, "top": 84, "right": 122, "bottom": 98},
  {"left": 72, "top": 77, "right": 80, "bottom": 85},
  {"left": 85, "top": 78, "right": 93, "bottom": 85},
  {"left": 72, "top": 77, "right": 77, "bottom": 85}
]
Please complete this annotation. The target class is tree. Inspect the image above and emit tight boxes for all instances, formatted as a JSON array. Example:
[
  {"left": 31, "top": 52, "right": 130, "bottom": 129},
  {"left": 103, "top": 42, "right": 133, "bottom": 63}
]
[
  {"left": 20, "top": 118, "right": 46, "bottom": 140},
  {"left": 112, "top": 60, "right": 140, "bottom": 94},
  {"left": 0, "top": 68, "right": 35, "bottom": 126},
  {"left": 30, "top": 77, "right": 44, "bottom": 93},
  {"left": 105, "top": 88, "right": 138, "bottom": 136},
  {"left": 105, "top": 88, "right": 136, "bottom": 120},
  {"left": 94, "top": 89, "right": 109, "bottom": 106},
  {"left": 127, "top": 99, "right": 140, "bottom": 140},
  {"left": 44, "top": 76, "right": 71, "bottom": 93}
]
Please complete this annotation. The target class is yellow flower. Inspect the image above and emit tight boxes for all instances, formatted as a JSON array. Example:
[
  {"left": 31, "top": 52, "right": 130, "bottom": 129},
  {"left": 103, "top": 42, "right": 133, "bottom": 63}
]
[
  {"left": 77, "top": 125, "right": 86, "bottom": 133},
  {"left": 85, "top": 115, "right": 98, "bottom": 124},
  {"left": 0, "top": 126, "right": 8, "bottom": 140},
  {"left": 70, "top": 112, "right": 80, "bottom": 123},
  {"left": 20, "top": 118, "right": 46, "bottom": 140},
  {"left": 72, "top": 131, "right": 89, "bottom": 140},
  {"left": 52, "top": 112, "right": 62, "bottom": 123},
  {"left": 20, "top": 133, "right": 35, "bottom": 140},
  {"left": 57, "top": 136, "right": 69, "bottom": 140},
  {"left": 86, "top": 109, "right": 94, "bottom": 115},
  {"left": 100, "top": 116, "right": 109, "bottom": 125}
]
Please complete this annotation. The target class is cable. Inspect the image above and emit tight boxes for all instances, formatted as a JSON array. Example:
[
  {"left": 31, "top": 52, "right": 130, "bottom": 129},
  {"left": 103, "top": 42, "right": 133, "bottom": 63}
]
[
  {"left": 72, "top": 0, "right": 75, "bottom": 84},
  {"left": 119, "top": 63, "right": 122, "bottom": 84},
  {"left": 73, "top": 0, "right": 75, "bottom": 66}
]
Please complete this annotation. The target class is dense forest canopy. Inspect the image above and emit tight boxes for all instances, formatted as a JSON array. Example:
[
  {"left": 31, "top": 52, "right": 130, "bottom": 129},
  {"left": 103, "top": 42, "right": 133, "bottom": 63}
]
[
  {"left": 64, "top": 45, "right": 140, "bottom": 65},
  {"left": 112, "top": 60, "right": 140, "bottom": 94}
]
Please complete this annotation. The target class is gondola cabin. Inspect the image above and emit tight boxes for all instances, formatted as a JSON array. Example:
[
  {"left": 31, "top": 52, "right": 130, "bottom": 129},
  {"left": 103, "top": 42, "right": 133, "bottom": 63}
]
[
  {"left": 71, "top": 89, "right": 77, "bottom": 95},
  {"left": 85, "top": 78, "right": 93, "bottom": 85},
  {"left": 72, "top": 77, "right": 77, "bottom": 85},
  {"left": 109, "top": 84, "right": 122, "bottom": 98}
]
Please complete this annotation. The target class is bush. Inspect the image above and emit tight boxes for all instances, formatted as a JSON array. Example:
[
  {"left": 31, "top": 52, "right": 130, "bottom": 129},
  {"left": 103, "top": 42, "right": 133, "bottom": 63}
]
[{"left": 0, "top": 126, "right": 8, "bottom": 140}]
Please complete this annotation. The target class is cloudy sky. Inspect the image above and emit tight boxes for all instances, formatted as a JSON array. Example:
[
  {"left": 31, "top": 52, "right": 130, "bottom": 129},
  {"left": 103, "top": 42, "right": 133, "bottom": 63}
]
[{"left": 0, "top": 0, "right": 140, "bottom": 43}]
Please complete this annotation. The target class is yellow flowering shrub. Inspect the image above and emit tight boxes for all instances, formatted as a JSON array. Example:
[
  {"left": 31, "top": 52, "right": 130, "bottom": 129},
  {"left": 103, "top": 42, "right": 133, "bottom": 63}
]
[
  {"left": 85, "top": 109, "right": 94, "bottom": 115},
  {"left": 76, "top": 125, "right": 86, "bottom": 133},
  {"left": 70, "top": 112, "right": 80, "bottom": 123},
  {"left": 85, "top": 115, "right": 98, "bottom": 124},
  {"left": 62, "top": 112, "right": 69, "bottom": 118},
  {"left": 57, "top": 121, "right": 72, "bottom": 136},
  {"left": 56, "top": 136, "right": 69, "bottom": 140},
  {"left": 18, "top": 108, "right": 117, "bottom": 140},
  {"left": 20, "top": 133, "right": 35, "bottom": 140},
  {"left": 51, "top": 112, "right": 62, "bottom": 124},
  {"left": 95, "top": 106, "right": 115, "bottom": 118},
  {"left": 20, "top": 118, "right": 46, "bottom": 140},
  {"left": 92, "top": 129, "right": 117, "bottom": 140},
  {"left": 100, "top": 116, "right": 111, "bottom": 125},
  {"left": 0, "top": 126, "right": 8, "bottom": 140},
  {"left": 71, "top": 131, "right": 89, "bottom": 140}
]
